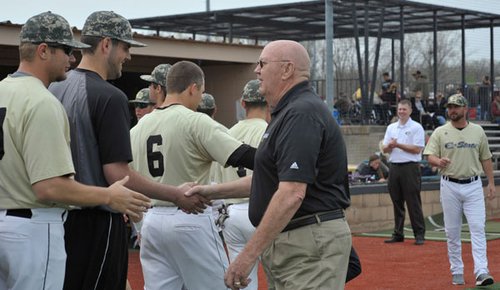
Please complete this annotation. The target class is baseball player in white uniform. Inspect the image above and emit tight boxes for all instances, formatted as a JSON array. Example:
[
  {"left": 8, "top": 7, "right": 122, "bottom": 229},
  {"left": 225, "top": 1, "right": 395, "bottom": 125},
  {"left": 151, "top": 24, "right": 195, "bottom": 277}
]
[
  {"left": 0, "top": 12, "right": 149, "bottom": 290},
  {"left": 424, "top": 94, "right": 495, "bottom": 286},
  {"left": 129, "top": 61, "right": 255, "bottom": 290},
  {"left": 211, "top": 79, "right": 269, "bottom": 290}
]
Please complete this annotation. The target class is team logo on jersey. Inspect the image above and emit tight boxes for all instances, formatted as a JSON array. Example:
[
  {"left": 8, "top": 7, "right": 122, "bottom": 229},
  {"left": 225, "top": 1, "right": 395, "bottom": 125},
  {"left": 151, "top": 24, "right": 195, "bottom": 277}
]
[
  {"left": 444, "top": 141, "right": 478, "bottom": 149},
  {"left": 290, "top": 162, "right": 299, "bottom": 170}
]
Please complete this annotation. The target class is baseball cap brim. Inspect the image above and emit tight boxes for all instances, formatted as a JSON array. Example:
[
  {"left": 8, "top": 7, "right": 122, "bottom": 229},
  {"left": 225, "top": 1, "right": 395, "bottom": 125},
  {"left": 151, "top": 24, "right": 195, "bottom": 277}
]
[
  {"left": 58, "top": 39, "right": 91, "bottom": 49},
  {"left": 129, "top": 100, "right": 150, "bottom": 104},
  {"left": 140, "top": 75, "right": 155, "bottom": 83},
  {"left": 121, "top": 38, "right": 147, "bottom": 47},
  {"left": 446, "top": 102, "right": 465, "bottom": 107}
]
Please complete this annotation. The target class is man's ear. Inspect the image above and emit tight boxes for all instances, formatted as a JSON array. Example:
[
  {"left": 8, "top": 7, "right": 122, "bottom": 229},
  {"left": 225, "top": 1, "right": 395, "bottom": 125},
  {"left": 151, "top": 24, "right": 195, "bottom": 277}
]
[
  {"left": 281, "top": 62, "right": 295, "bottom": 80},
  {"left": 187, "top": 83, "right": 197, "bottom": 95},
  {"left": 100, "top": 37, "right": 112, "bottom": 55},
  {"left": 37, "top": 43, "right": 49, "bottom": 60}
]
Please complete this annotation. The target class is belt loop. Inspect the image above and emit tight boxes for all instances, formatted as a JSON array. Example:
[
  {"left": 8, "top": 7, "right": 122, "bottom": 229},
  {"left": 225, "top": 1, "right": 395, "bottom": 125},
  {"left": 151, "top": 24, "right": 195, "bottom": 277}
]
[{"left": 315, "top": 214, "right": 321, "bottom": 225}]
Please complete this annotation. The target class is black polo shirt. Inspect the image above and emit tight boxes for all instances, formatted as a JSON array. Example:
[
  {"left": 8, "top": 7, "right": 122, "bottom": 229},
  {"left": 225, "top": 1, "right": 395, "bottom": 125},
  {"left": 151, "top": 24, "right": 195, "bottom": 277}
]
[{"left": 248, "top": 81, "right": 350, "bottom": 226}]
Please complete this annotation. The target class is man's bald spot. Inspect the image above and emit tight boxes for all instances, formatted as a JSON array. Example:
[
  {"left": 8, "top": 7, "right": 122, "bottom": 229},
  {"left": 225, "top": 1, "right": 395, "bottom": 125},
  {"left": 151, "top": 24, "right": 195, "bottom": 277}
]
[{"left": 267, "top": 40, "right": 310, "bottom": 78}]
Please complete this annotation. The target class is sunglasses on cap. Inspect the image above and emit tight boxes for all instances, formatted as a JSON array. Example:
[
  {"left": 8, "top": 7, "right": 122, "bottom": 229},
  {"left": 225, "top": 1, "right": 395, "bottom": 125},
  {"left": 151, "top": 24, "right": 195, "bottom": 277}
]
[{"left": 134, "top": 103, "right": 154, "bottom": 109}]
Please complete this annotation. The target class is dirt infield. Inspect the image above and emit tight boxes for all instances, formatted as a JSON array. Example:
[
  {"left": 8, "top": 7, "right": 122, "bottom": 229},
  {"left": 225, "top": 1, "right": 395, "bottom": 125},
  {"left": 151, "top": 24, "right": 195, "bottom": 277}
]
[{"left": 128, "top": 236, "right": 500, "bottom": 290}]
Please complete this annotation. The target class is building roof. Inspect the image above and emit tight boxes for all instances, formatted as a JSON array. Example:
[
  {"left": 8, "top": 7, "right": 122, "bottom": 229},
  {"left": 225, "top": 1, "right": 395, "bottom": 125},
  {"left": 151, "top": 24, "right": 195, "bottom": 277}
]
[{"left": 129, "top": 0, "right": 500, "bottom": 42}]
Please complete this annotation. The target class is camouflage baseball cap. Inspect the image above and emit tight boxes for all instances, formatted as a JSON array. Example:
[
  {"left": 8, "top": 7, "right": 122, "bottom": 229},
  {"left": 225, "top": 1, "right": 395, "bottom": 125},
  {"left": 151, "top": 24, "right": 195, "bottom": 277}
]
[
  {"left": 242, "top": 79, "right": 266, "bottom": 103},
  {"left": 140, "top": 64, "right": 172, "bottom": 87},
  {"left": 20, "top": 12, "right": 90, "bottom": 49},
  {"left": 198, "top": 93, "right": 216, "bottom": 110},
  {"left": 82, "top": 11, "right": 146, "bottom": 47},
  {"left": 129, "top": 88, "right": 152, "bottom": 104},
  {"left": 446, "top": 94, "right": 467, "bottom": 107}
]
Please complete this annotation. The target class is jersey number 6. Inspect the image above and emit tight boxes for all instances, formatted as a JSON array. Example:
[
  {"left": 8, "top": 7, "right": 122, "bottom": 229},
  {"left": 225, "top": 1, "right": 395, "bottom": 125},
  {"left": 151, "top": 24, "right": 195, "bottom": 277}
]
[{"left": 147, "top": 135, "right": 164, "bottom": 177}]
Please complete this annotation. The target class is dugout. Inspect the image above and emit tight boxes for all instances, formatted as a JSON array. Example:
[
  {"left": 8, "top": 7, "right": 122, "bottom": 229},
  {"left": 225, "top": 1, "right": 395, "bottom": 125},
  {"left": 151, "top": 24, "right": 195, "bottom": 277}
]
[{"left": 0, "top": 23, "right": 260, "bottom": 127}]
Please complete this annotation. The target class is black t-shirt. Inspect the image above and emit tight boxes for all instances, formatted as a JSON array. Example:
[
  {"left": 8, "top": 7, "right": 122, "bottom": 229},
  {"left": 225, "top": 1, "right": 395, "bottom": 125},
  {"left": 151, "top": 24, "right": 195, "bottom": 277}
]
[
  {"left": 248, "top": 81, "right": 350, "bottom": 226},
  {"left": 49, "top": 68, "right": 132, "bottom": 188}
]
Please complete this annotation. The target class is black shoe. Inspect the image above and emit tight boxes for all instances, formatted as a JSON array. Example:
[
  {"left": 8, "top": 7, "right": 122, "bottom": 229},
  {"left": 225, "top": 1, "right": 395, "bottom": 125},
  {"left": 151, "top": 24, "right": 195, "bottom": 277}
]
[
  {"left": 414, "top": 238, "right": 425, "bottom": 245},
  {"left": 384, "top": 236, "right": 404, "bottom": 243}
]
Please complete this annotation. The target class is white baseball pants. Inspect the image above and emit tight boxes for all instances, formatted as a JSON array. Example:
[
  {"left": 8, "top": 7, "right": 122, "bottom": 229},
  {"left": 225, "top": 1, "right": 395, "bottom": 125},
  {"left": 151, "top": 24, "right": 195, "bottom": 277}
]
[
  {"left": 0, "top": 208, "right": 66, "bottom": 290},
  {"left": 222, "top": 203, "right": 259, "bottom": 290},
  {"left": 440, "top": 177, "right": 489, "bottom": 277},
  {"left": 140, "top": 206, "right": 229, "bottom": 290}
]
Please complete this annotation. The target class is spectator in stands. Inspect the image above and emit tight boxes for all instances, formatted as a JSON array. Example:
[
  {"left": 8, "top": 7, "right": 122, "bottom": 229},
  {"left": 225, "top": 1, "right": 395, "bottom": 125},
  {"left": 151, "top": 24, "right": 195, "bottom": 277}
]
[
  {"left": 411, "top": 90, "right": 434, "bottom": 130},
  {"left": 427, "top": 92, "right": 447, "bottom": 127},
  {"left": 491, "top": 94, "right": 500, "bottom": 124},
  {"left": 412, "top": 70, "right": 429, "bottom": 105},
  {"left": 482, "top": 75, "right": 491, "bottom": 86},
  {"left": 380, "top": 72, "right": 399, "bottom": 106},
  {"left": 334, "top": 92, "right": 353, "bottom": 121},
  {"left": 356, "top": 154, "right": 389, "bottom": 182},
  {"left": 352, "top": 82, "right": 382, "bottom": 104},
  {"left": 435, "top": 92, "right": 447, "bottom": 120}
]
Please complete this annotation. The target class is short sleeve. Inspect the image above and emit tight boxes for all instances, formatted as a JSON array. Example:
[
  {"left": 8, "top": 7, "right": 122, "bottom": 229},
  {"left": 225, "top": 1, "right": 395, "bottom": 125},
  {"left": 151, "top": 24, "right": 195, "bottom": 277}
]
[{"left": 23, "top": 100, "right": 75, "bottom": 184}]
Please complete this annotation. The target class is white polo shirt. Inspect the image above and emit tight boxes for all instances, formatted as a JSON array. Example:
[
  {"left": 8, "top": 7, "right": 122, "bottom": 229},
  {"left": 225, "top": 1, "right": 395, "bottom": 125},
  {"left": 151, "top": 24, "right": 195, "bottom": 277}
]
[{"left": 383, "top": 118, "right": 425, "bottom": 163}]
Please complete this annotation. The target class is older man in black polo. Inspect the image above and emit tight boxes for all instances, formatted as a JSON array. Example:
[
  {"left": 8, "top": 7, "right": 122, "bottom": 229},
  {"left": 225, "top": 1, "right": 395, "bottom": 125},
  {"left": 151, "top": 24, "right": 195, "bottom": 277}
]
[{"left": 187, "top": 40, "right": 353, "bottom": 290}]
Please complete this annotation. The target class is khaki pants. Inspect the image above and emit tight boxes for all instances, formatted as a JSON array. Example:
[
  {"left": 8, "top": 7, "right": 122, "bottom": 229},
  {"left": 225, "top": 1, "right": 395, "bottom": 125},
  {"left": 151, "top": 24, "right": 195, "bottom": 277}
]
[{"left": 262, "top": 218, "right": 352, "bottom": 290}]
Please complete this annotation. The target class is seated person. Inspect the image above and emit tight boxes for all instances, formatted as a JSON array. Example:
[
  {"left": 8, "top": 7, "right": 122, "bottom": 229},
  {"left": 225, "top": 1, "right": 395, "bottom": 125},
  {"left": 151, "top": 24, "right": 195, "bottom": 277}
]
[
  {"left": 380, "top": 73, "right": 398, "bottom": 106},
  {"left": 491, "top": 94, "right": 500, "bottom": 124},
  {"left": 356, "top": 154, "right": 389, "bottom": 182},
  {"left": 427, "top": 92, "right": 447, "bottom": 126},
  {"left": 334, "top": 92, "right": 353, "bottom": 119},
  {"left": 411, "top": 90, "right": 434, "bottom": 130}
]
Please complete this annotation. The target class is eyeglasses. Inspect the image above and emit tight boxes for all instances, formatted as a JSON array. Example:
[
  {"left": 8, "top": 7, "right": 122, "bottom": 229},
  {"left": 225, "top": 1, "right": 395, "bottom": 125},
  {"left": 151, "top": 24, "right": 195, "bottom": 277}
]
[
  {"left": 257, "top": 60, "right": 290, "bottom": 69},
  {"left": 134, "top": 103, "right": 154, "bottom": 109},
  {"left": 33, "top": 42, "right": 73, "bottom": 56}
]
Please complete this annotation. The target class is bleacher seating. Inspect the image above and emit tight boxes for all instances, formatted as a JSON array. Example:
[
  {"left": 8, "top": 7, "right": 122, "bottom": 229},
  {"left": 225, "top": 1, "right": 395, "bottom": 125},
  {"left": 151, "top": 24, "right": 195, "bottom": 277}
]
[{"left": 480, "top": 123, "right": 500, "bottom": 175}]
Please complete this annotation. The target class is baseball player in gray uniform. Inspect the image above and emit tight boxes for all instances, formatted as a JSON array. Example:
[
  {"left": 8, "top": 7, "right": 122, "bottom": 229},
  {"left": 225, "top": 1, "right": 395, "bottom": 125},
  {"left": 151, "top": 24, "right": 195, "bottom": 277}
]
[
  {"left": 0, "top": 12, "right": 149, "bottom": 290},
  {"left": 130, "top": 61, "right": 255, "bottom": 290},
  {"left": 211, "top": 79, "right": 268, "bottom": 290},
  {"left": 424, "top": 94, "right": 495, "bottom": 286}
]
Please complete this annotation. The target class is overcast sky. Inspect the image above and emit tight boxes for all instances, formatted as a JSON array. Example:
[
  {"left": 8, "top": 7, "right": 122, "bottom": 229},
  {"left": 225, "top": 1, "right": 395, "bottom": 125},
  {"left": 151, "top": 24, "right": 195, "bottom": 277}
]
[{"left": 1, "top": 0, "right": 499, "bottom": 60}]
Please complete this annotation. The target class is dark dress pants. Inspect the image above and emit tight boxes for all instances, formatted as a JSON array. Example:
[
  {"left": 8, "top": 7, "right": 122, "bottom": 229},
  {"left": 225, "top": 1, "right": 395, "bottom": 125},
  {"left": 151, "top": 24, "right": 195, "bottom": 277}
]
[{"left": 387, "top": 162, "right": 426, "bottom": 239}]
